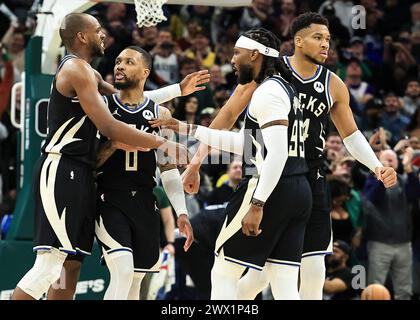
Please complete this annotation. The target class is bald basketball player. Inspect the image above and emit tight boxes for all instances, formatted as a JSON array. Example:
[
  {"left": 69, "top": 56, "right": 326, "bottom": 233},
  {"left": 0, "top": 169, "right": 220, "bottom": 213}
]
[{"left": 11, "top": 13, "right": 199, "bottom": 300}]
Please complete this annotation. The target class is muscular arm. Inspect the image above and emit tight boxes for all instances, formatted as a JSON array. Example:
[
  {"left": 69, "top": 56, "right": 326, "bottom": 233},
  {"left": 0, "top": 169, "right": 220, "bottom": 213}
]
[
  {"left": 329, "top": 74, "right": 358, "bottom": 139},
  {"left": 96, "top": 140, "right": 117, "bottom": 168},
  {"left": 323, "top": 278, "right": 348, "bottom": 294},
  {"left": 189, "top": 82, "right": 257, "bottom": 168},
  {"left": 62, "top": 60, "right": 166, "bottom": 149},
  {"left": 330, "top": 74, "right": 383, "bottom": 173}
]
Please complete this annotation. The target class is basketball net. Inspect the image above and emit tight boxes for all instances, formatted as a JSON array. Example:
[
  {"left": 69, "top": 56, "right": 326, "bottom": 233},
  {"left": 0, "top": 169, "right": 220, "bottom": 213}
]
[{"left": 133, "top": 0, "right": 168, "bottom": 28}]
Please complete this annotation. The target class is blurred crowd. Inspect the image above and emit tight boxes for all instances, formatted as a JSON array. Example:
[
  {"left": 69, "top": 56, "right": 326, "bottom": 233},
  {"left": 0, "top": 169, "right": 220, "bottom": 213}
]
[{"left": 1, "top": 0, "right": 420, "bottom": 300}]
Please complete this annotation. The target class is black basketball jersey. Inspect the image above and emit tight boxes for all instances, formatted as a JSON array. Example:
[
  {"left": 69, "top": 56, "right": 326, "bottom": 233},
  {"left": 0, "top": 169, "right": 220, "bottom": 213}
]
[
  {"left": 42, "top": 54, "right": 100, "bottom": 168},
  {"left": 97, "top": 93, "right": 160, "bottom": 190},
  {"left": 242, "top": 75, "right": 307, "bottom": 179},
  {"left": 283, "top": 56, "right": 334, "bottom": 167}
]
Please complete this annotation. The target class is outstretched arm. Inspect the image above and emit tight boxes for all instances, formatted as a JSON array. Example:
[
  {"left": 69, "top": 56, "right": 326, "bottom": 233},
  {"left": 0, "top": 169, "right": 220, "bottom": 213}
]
[
  {"left": 95, "top": 69, "right": 210, "bottom": 104},
  {"left": 329, "top": 73, "right": 397, "bottom": 188},
  {"left": 63, "top": 60, "right": 188, "bottom": 164},
  {"left": 189, "top": 82, "right": 257, "bottom": 167}
]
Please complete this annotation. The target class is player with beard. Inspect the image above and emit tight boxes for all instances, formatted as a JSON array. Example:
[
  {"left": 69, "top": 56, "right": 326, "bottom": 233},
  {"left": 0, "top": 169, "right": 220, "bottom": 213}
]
[
  {"left": 11, "top": 13, "right": 191, "bottom": 300},
  {"left": 172, "top": 13, "right": 397, "bottom": 300},
  {"left": 151, "top": 28, "right": 312, "bottom": 300},
  {"left": 91, "top": 46, "right": 194, "bottom": 300}
]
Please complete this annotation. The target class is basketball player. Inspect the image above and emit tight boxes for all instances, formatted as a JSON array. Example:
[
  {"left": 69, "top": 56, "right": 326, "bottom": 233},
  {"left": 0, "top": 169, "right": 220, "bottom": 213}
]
[
  {"left": 151, "top": 28, "right": 312, "bottom": 300},
  {"left": 177, "top": 13, "right": 398, "bottom": 300},
  {"left": 92, "top": 46, "right": 193, "bottom": 300},
  {"left": 11, "top": 13, "right": 191, "bottom": 300}
]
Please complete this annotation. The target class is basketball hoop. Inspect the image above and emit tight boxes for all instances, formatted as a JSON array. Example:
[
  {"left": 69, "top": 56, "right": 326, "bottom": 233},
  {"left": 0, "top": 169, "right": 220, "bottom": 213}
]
[{"left": 133, "top": 0, "right": 168, "bottom": 28}]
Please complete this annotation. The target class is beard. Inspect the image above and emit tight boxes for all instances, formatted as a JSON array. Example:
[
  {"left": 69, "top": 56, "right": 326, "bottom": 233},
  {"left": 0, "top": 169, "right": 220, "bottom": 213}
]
[
  {"left": 237, "top": 63, "right": 254, "bottom": 85},
  {"left": 90, "top": 41, "right": 104, "bottom": 58},
  {"left": 114, "top": 77, "right": 140, "bottom": 90},
  {"left": 327, "top": 257, "right": 342, "bottom": 269}
]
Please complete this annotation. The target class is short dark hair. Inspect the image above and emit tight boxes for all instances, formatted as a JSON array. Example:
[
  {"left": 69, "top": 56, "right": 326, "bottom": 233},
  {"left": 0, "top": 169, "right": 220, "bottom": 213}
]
[
  {"left": 290, "top": 12, "right": 329, "bottom": 38},
  {"left": 125, "top": 46, "right": 152, "bottom": 69},
  {"left": 59, "top": 13, "right": 92, "bottom": 48},
  {"left": 327, "top": 131, "right": 340, "bottom": 139}
]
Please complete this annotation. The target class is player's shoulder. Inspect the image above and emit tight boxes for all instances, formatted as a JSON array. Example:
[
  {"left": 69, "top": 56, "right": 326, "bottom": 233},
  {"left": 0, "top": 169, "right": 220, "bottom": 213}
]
[
  {"left": 59, "top": 57, "right": 95, "bottom": 81},
  {"left": 328, "top": 70, "right": 347, "bottom": 92},
  {"left": 254, "top": 76, "right": 293, "bottom": 101}
]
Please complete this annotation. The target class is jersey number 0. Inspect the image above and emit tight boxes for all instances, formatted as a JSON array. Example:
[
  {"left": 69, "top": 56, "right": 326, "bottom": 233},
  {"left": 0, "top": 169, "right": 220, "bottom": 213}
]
[{"left": 125, "top": 124, "right": 138, "bottom": 171}]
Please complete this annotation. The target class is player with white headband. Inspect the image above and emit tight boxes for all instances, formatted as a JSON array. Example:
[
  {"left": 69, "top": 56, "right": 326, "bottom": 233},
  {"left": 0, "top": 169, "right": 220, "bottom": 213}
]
[{"left": 151, "top": 27, "right": 312, "bottom": 300}]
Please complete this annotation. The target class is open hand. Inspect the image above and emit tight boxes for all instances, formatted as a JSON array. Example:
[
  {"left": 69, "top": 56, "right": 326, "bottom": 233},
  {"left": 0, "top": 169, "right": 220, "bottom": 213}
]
[{"left": 180, "top": 70, "right": 211, "bottom": 96}]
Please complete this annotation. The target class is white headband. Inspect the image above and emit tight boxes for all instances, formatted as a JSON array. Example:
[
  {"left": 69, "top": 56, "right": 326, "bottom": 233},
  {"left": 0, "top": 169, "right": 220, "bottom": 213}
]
[{"left": 235, "top": 36, "right": 280, "bottom": 58}]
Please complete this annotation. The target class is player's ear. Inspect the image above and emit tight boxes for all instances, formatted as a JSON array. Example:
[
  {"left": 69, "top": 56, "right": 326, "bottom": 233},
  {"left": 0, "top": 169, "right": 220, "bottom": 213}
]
[
  {"left": 294, "top": 35, "right": 303, "bottom": 49},
  {"left": 76, "top": 31, "right": 87, "bottom": 45},
  {"left": 144, "top": 68, "right": 150, "bottom": 78},
  {"left": 250, "top": 49, "right": 260, "bottom": 62}
]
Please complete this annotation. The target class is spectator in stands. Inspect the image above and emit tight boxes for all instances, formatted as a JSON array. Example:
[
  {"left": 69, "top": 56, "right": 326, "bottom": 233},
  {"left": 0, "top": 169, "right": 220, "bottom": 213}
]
[
  {"left": 405, "top": 2, "right": 420, "bottom": 34},
  {"left": 185, "top": 28, "right": 215, "bottom": 69},
  {"left": 407, "top": 108, "right": 420, "bottom": 141},
  {"left": 318, "top": 0, "right": 354, "bottom": 35},
  {"left": 319, "top": 3, "right": 350, "bottom": 47},
  {"left": 323, "top": 240, "right": 359, "bottom": 300},
  {"left": 1, "top": 21, "right": 25, "bottom": 75},
  {"left": 239, "top": 0, "right": 273, "bottom": 32},
  {"left": 0, "top": 44, "right": 14, "bottom": 117},
  {"left": 379, "top": 92, "right": 411, "bottom": 147},
  {"left": 331, "top": 157, "right": 364, "bottom": 249},
  {"left": 132, "top": 26, "right": 158, "bottom": 52},
  {"left": 270, "top": 0, "right": 297, "bottom": 40},
  {"left": 208, "top": 65, "right": 226, "bottom": 93},
  {"left": 324, "top": 131, "right": 347, "bottom": 171},
  {"left": 213, "top": 84, "right": 231, "bottom": 109},
  {"left": 173, "top": 96, "right": 200, "bottom": 124},
  {"left": 328, "top": 175, "right": 356, "bottom": 245},
  {"left": 364, "top": 148, "right": 420, "bottom": 300},
  {"left": 400, "top": 79, "right": 420, "bottom": 118},
  {"left": 151, "top": 29, "right": 181, "bottom": 86},
  {"left": 344, "top": 59, "right": 375, "bottom": 110},
  {"left": 206, "top": 159, "right": 242, "bottom": 206},
  {"left": 382, "top": 35, "right": 417, "bottom": 95}
]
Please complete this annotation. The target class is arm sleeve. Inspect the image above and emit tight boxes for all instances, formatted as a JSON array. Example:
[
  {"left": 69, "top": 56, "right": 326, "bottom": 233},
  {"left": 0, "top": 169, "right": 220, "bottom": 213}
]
[
  {"left": 343, "top": 130, "right": 383, "bottom": 173},
  {"left": 193, "top": 127, "right": 244, "bottom": 155},
  {"left": 250, "top": 81, "right": 291, "bottom": 202},
  {"left": 160, "top": 169, "right": 188, "bottom": 217},
  {"left": 248, "top": 79, "right": 291, "bottom": 126},
  {"left": 144, "top": 84, "right": 181, "bottom": 105},
  {"left": 252, "top": 126, "right": 289, "bottom": 202}
]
